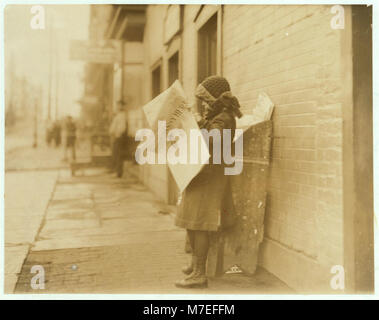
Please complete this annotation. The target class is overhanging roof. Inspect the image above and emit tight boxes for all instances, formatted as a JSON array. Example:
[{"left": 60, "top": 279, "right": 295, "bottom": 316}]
[{"left": 105, "top": 5, "right": 147, "bottom": 41}]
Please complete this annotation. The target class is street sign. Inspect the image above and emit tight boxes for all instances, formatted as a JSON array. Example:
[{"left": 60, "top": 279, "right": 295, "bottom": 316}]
[{"left": 70, "top": 40, "right": 120, "bottom": 64}]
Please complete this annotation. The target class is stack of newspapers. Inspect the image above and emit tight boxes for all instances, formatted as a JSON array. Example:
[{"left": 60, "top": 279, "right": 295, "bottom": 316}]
[{"left": 234, "top": 91, "right": 275, "bottom": 142}]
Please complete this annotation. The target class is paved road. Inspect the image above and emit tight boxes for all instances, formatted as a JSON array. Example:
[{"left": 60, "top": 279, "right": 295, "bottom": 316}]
[{"left": 5, "top": 119, "right": 90, "bottom": 172}]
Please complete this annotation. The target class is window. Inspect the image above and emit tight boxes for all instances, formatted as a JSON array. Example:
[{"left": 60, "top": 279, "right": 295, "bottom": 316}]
[
  {"left": 151, "top": 65, "right": 161, "bottom": 98},
  {"left": 197, "top": 13, "right": 217, "bottom": 114},
  {"left": 168, "top": 52, "right": 179, "bottom": 86},
  {"left": 197, "top": 13, "right": 217, "bottom": 84}
]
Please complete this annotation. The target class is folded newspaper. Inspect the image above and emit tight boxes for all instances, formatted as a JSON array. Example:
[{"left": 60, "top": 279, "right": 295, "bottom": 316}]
[
  {"left": 142, "top": 80, "right": 209, "bottom": 193},
  {"left": 142, "top": 82, "right": 274, "bottom": 192},
  {"left": 234, "top": 91, "right": 274, "bottom": 141}
]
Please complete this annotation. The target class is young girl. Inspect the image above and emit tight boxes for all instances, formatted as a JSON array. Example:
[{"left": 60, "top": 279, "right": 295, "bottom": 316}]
[{"left": 175, "top": 76, "right": 243, "bottom": 288}]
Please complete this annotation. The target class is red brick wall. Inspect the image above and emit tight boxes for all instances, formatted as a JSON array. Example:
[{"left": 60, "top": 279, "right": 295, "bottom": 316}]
[{"left": 223, "top": 5, "right": 344, "bottom": 291}]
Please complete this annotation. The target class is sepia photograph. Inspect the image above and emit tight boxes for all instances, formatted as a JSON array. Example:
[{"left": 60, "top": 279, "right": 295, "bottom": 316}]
[{"left": 2, "top": 2, "right": 375, "bottom": 297}]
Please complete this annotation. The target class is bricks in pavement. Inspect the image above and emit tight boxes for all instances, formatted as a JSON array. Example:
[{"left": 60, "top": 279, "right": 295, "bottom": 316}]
[{"left": 14, "top": 169, "right": 292, "bottom": 294}]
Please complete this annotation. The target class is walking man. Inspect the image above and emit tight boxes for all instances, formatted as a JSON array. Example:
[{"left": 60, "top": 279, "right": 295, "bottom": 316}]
[
  {"left": 53, "top": 120, "right": 62, "bottom": 148},
  {"left": 64, "top": 116, "right": 77, "bottom": 161}
]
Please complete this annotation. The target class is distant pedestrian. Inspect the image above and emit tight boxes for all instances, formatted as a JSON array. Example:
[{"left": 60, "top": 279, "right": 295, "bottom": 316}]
[
  {"left": 53, "top": 120, "right": 62, "bottom": 148},
  {"left": 46, "top": 119, "right": 54, "bottom": 147},
  {"left": 109, "top": 101, "right": 128, "bottom": 178},
  {"left": 64, "top": 116, "right": 77, "bottom": 161}
]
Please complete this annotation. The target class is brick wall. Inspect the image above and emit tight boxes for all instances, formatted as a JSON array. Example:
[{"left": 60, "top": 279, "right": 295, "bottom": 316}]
[
  {"left": 140, "top": 4, "right": 345, "bottom": 291},
  {"left": 223, "top": 5, "right": 344, "bottom": 291}
]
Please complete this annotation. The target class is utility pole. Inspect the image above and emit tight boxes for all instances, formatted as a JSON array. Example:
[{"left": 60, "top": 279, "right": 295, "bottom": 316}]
[
  {"left": 47, "top": 19, "right": 53, "bottom": 121},
  {"left": 55, "top": 49, "right": 59, "bottom": 120},
  {"left": 7, "top": 53, "right": 15, "bottom": 127},
  {"left": 33, "top": 89, "right": 38, "bottom": 148},
  {"left": 120, "top": 40, "right": 124, "bottom": 103}
]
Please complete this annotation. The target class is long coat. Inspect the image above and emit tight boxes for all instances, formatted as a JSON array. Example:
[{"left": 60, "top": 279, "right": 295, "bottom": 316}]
[{"left": 174, "top": 109, "right": 237, "bottom": 231}]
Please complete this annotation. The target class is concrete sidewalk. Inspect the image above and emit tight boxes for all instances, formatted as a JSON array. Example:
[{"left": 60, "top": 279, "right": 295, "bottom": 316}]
[
  {"left": 4, "top": 170, "right": 59, "bottom": 293},
  {"left": 13, "top": 168, "right": 292, "bottom": 294}
]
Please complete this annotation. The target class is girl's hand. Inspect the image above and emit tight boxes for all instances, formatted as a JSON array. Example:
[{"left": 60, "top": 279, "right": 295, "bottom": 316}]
[
  {"left": 184, "top": 102, "right": 203, "bottom": 122},
  {"left": 193, "top": 112, "right": 202, "bottom": 122}
]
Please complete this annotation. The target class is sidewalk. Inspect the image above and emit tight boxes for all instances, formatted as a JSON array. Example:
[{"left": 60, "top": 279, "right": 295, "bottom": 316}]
[
  {"left": 4, "top": 170, "right": 58, "bottom": 293},
  {"left": 13, "top": 167, "right": 292, "bottom": 294}
]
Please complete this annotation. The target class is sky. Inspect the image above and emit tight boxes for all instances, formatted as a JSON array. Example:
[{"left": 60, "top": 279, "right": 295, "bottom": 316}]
[{"left": 5, "top": 4, "right": 90, "bottom": 119}]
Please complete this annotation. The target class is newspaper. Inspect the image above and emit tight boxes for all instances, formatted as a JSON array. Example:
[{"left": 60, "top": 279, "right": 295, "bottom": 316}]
[
  {"left": 234, "top": 91, "right": 274, "bottom": 141},
  {"left": 143, "top": 80, "right": 209, "bottom": 193}
]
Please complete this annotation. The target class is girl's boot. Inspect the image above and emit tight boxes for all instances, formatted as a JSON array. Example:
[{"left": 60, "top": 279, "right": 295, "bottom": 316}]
[
  {"left": 181, "top": 257, "right": 194, "bottom": 275},
  {"left": 175, "top": 256, "right": 208, "bottom": 288}
]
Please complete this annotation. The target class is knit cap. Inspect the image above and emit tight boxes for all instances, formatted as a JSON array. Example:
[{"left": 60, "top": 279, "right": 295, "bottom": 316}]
[
  {"left": 195, "top": 76, "right": 243, "bottom": 119},
  {"left": 201, "top": 76, "right": 231, "bottom": 99}
]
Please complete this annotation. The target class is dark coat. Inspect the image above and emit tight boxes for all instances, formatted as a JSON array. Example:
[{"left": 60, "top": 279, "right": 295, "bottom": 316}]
[{"left": 174, "top": 109, "right": 237, "bottom": 231}]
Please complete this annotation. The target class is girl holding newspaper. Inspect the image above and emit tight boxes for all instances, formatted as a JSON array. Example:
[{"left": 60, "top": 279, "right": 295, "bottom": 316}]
[{"left": 175, "top": 76, "right": 243, "bottom": 289}]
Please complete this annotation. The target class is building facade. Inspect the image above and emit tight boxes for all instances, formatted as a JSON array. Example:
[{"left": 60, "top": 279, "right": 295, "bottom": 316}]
[
  {"left": 79, "top": 5, "right": 114, "bottom": 128},
  {"left": 97, "top": 4, "right": 373, "bottom": 293}
]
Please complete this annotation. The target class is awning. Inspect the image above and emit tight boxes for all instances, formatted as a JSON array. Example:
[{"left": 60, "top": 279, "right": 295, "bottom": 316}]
[{"left": 105, "top": 5, "right": 147, "bottom": 41}]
